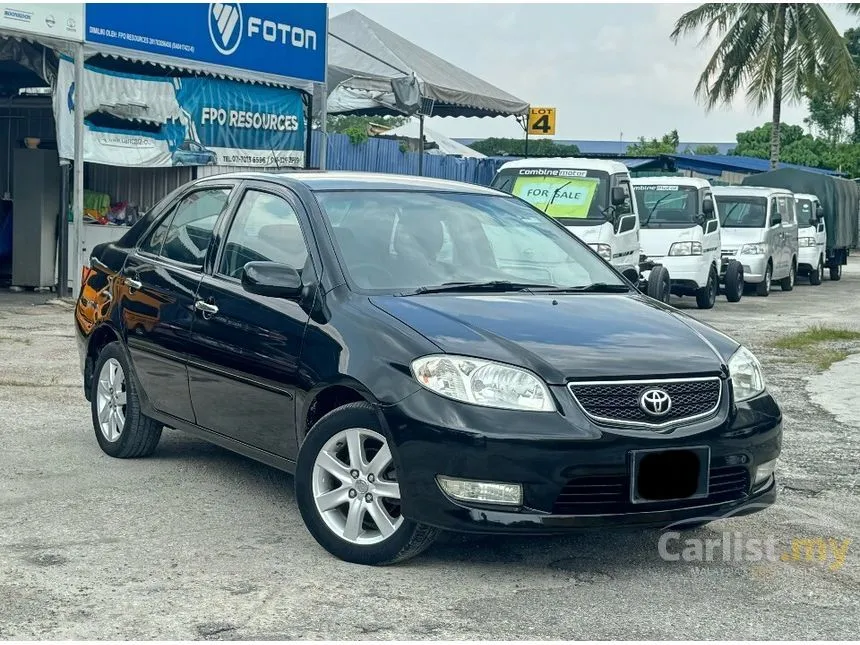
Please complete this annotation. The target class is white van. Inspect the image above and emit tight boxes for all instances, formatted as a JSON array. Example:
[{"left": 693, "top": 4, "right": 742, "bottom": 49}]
[
  {"left": 632, "top": 177, "right": 743, "bottom": 308},
  {"left": 793, "top": 192, "right": 826, "bottom": 285},
  {"left": 490, "top": 159, "right": 641, "bottom": 272},
  {"left": 712, "top": 186, "right": 800, "bottom": 297}
]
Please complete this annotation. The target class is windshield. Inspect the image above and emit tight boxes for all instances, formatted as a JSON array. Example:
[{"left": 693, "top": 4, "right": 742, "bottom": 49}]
[
  {"left": 795, "top": 198, "right": 815, "bottom": 227},
  {"left": 313, "top": 190, "right": 626, "bottom": 294},
  {"left": 491, "top": 169, "right": 610, "bottom": 226},
  {"left": 714, "top": 195, "right": 767, "bottom": 228},
  {"left": 633, "top": 185, "right": 699, "bottom": 228}
]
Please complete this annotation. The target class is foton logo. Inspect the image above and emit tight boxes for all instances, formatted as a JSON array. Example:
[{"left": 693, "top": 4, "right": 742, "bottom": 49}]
[{"left": 208, "top": 2, "right": 318, "bottom": 56}]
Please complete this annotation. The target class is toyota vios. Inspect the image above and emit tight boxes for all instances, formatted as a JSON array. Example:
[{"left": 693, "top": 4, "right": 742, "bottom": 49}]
[{"left": 74, "top": 172, "right": 782, "bottom": 565}]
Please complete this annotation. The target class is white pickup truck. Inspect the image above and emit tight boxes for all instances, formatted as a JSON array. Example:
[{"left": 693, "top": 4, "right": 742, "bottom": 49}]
[
  {"left": 632, "top": 177, "right": 744, "bottom": 308},
  {"left": 793, "top": 193, "right": 826, "bottom": 285}
]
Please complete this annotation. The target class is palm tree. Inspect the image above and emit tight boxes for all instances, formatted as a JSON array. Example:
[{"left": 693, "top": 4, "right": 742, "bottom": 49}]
[{"left": 671, "top": 4, "right": 856, "bottom": 169}]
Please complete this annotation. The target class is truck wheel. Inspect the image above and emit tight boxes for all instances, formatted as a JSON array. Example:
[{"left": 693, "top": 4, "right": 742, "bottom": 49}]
[
  {"left": 724, "top": 260, "right": 743, "bottom": 302},
  {"left": 829, "top": 264, "right": 842, "bottom": 281},
  {"left": 756, "top": 263, "right": 772, "bottom": 297},
  {"left": 646, "top": 265, "right": 671, "bottom": 304},
  {"left": 696, "top": 266, "right": 718, "bottom": 309},
  {"left": 809, "top": 257, "right": 823, "bottom": 286},
  {"left": 780, "top": 262, "right": 796, "bottom": 291}
]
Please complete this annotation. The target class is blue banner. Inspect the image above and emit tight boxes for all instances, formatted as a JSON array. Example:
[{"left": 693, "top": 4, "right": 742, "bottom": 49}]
[
  {"left": 84, "top": 3, "right": 327, "bottom": 84},
  {"left": 54, "top": 58, "right": 307, "bottom": 168}
]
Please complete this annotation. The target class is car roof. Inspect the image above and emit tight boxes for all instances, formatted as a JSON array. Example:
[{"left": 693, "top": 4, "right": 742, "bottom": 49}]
[
  {"left": 793, "top": 192, "right": 819, "bottom": 201},
  {"left": 496, "top": 157, "right": 630, "bottom": 175},
  {"left": 631, "top": 176, "right": 713, "bottom": 189},
  {"left": 711, "top": 185, "right": 794, "bottom": 198},
  {"left": 197, "top": 170, "right": 504, "bottom": 195}
]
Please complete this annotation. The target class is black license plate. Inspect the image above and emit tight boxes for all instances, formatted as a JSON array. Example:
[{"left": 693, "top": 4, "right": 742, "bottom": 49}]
[{"left": 630, "top": 447, "right": 710, "bottom": 504}]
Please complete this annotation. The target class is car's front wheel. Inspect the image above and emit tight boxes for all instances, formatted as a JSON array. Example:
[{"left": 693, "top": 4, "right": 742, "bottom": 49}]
[
  {"left": 295, "top": 402, "right": 439, "bottom": 565},
  {"left": 91, "top": 342, "right": 163, "bottom": 458}
]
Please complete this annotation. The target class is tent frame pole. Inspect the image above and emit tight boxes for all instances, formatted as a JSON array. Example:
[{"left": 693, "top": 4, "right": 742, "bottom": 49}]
[
  {"left": 418, "top": 114, "right": 424, "bottom": 176},
  {"left": 72, "top": 43, "right": 85, "bottom": 300}
]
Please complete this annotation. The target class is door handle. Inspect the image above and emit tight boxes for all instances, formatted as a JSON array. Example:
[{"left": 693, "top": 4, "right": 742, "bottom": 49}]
[
  {"left": 194, "top": 300, "right": 219, "bottom": 317},
  {"left": 125, "top": 277, "right": 142, "bottom": 291}
]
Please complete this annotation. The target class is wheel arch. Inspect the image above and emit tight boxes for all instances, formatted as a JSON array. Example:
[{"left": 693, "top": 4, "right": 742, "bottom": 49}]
[
  {"left": 299, "top": 381, "right": 380, "bottom": 444},
  {"left": 83, "top": 323, "right": 122, "bottom": 401}
]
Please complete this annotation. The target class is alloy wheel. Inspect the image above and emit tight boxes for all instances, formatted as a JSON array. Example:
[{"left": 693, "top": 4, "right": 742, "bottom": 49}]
[
  {"left": 96, "top": 358, "right": 127, "bottom": 442},
  {"left": 312, "top": 428, "right": 403, "bottom": 545}
]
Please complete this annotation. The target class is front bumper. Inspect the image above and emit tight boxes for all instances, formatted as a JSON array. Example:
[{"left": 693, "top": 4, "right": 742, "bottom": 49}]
[
  {"left": 382, "top": 386, "right": 782, "bottom": 534},
  {"left": 797, "top": 245, "right": 821, "bottom": 270},
  {"left": 729, "top": 253, "right": 768, "bottom": 283},
  {"left": 642, "top": 255, "right": 710, "bottom": 288}
]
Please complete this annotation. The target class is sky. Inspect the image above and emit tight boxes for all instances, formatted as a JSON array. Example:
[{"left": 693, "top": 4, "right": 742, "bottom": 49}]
[{"left": 328, "top": 2, "right": 858, "bottom": 143}]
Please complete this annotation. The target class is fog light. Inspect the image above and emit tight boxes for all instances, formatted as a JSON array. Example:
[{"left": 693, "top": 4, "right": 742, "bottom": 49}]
[
  {"left": 754, "top": 459, "right": 777, "bottom": 486},
  {"left": 436, "top": 475, "right": 522, "bottom": 506}
]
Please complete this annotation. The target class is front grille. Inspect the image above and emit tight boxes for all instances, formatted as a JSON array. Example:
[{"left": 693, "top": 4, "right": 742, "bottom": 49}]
[
  {"left": 552, "top": 465, "right": 750, "bottom": 515},
  {"left": 568, "top": 377, "right": 721, "bottom": 428},
  {"left": 721, "top": 249, "right": 738, "bottom": 258}
]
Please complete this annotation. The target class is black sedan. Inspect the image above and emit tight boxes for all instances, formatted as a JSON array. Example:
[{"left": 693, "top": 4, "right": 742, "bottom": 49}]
[{"left": 74, "top": 171, "right": 782, "bottom": 565}]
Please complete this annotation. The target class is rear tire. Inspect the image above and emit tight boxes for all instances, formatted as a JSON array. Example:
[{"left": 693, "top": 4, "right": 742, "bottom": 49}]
[
  {"left": 809, "top": 257, "right": 823, "bottom": 286},
  {"left": 830, "top": 264, "right": 842, "bottom": 281},
  {"left": 780, "top": 262, "right": 796, "bottom": 291},
  {"left": 646, "top": 265, "right": 671, "bottom": 305},
  {"left": 295, "top": 402, "right": 439, "bottom": 565},
  {"left": 695, "top": 266, "right": 718, "bottom": 309},
  {"left": 724, "top": 260, "right": 744, "bottom": 302},
  {"left": 756, "top": 263, "right": 772, "bottom": 297},
  {"left": 90, "top": 342, "right": 162, "bottom": 458}
]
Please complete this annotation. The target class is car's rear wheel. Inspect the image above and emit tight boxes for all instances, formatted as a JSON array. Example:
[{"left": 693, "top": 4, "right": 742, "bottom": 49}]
[
  {"left": 91, "top": 342, "right": 162, "bottom": 458},
  {"left": 295, "top": 402, "right": 439, "bottom": 565},
  {"left": 646, "top": 265, "right": 671, "bottom": 305},
  {"left": 830, "top": 263, "right": 842, "bottom": 281},
  {"left": 723, "top": 260, "right": 743, "bottom": 302}
]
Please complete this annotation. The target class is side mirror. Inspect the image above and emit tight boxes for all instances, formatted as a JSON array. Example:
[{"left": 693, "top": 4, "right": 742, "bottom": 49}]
[
  {"left": 241, "top": 261, "right": 302, "bottom": 299},
  {"left": 770, "top": 213, "right": 782, "bottom": 227},
  {"left": 702, "top": 197, "right": 715, "bottom": 217},
  {"left": 611, "top": 186, "right": 627, "bottom": 206}
]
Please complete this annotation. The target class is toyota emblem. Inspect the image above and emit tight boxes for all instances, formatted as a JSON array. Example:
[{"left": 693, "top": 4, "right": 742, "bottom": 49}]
[{"left": 639, "top": 388, "right": 672, "bottom": 417}]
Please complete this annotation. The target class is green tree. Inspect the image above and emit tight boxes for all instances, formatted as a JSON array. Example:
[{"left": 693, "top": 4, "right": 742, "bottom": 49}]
[
  {"left": 627, "top": 130, "right": 679, "bottom": 155},
  {"left": 468, "top": 137, "right": 581, "bottom": 157},
  {"left": 671, "top": 3, "right": 856, "bottom": 169},
  {"left": 324, "top": 115, "right": 409, "bottom": 145},
  {"left": 693, "top": 144, "right": 719, "bottom": 155}
]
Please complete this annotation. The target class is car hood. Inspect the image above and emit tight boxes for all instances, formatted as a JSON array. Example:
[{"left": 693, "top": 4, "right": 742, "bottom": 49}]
[
  {"left": 721, "top": 227, "right": 763, "bottom": 251},
  {"left": 370, "top": 293, "right": 733, "bottom": 383}
]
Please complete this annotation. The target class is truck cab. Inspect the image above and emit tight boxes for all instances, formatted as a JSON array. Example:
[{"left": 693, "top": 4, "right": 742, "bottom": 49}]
[
  {"left": 793, "top": 192, "right": 826, "bottom": 285},
  {"left": 490, "top": 159, "right": 640, "bottom": 273},
  {"left": 632, "top": 177, "right": 743, "bottom": 308},
  {"left": 712, "top": 186, "right": 799, "bottom": 297}
]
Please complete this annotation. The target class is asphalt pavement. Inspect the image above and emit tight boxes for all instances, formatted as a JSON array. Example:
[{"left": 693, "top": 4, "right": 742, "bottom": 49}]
[{"left": 0, "top": 268, "right": 858, "bottom": 639}]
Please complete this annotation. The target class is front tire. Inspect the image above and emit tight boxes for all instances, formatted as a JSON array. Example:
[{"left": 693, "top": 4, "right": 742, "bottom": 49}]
[
  {"left": 809, "top": 257, "right": 823, "bottom": 286},
  {"left": 90, "top": 342, "right": 162, "bottom": 458},
  {"left": 647, "top": 265, "right": 671, "bottom": 305},
  {"left": 756, "top": 263, "right": 772, "bottom": 297},
  {"left": 295, "top": 402, "right": 439, "bottom": 565},
  {"left": 695, "top": 266, "right": 718, "bottom": 309},
  {"left": 780, "top": 261, "right": 796, "bottom": 291}
]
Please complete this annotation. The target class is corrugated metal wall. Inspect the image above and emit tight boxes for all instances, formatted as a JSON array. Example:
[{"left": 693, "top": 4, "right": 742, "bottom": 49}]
[
  {"left": 0, "top": 105, "right": 55, "bottom": 200},
  {"left": 85, "top": 165, "right": 193, "bottom": 211}
]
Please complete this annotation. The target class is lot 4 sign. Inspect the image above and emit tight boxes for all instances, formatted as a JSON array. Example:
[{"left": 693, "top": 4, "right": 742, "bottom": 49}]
[
  {"left": 527, "top": 107, "right": 556, "bottom": 136},
  {"left": 54, "top": 57, "right": 306, "bottom": 168}
]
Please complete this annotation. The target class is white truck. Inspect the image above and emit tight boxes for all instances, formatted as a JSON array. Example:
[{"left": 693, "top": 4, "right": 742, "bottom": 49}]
[
  {"left": 790, "top": 192, "right": 826, "bottom": 285},
  {"left": 490, "top": 159, "right": 642, "bottom": 274},
  {"left": 712, "top": 186, "right": 800, "bottom": 297},
  {"left": 632, "top": 177, "right": 744, "bottom": 308}
]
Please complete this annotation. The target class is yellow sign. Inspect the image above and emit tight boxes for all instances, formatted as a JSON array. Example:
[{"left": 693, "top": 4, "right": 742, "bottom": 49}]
[{"left": 527, "top": 107, "right": 556, "bottom": 136}]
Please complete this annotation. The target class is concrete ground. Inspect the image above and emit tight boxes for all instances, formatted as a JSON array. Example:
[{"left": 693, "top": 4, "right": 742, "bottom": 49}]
[{"left": 0, "top": 268, "right": 858, "bottom": 640}]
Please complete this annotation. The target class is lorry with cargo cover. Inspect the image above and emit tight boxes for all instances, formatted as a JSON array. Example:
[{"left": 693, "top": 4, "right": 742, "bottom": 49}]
[{"left": 742, "top": 168, "right": 859, "bottom": 281}]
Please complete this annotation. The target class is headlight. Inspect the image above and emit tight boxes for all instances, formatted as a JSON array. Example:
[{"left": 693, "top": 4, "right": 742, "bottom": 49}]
[
  {"left": 728, "top": 345, "right": 766, "bottom": 402},
  {"left": 668, "top": 241, "right": 702, "bottom": 256},
  {"left": 741, "top": 243, "right": 766, "bottom": 255},
  {"left": 589, "top": 243, "right": 612, "bottom": 261},
  {"left": 799, "top": 237, "right": 816, "bottom": 247},
  {"left": 411, "top": 355, "right": 555, "bottom": 412}
]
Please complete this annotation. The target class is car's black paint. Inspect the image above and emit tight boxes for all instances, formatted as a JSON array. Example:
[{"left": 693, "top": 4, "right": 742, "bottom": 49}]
[{"left": 75, "top": 171, "right": 781, "bottom": 536}]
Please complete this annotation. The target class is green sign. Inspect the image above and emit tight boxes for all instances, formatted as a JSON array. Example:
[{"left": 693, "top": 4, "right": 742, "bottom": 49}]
[{"left": 513, "top": 176, "right": 599, "bottom": 219}]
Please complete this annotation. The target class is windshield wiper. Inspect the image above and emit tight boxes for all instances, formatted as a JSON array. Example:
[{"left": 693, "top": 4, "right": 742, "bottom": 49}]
[
  {"left": 721, "top": 203, "right": 740, "bottom": 227},
  {"left": 552, "top": 282, "right": 631, "bottom": 293},
  {"left": 542, "top": 181, "right": 571, "bottom": 213},
  {"left": 410, "top": 280, "right": 559, "bottom": 295},
  {"left": 641, "top": 193, "right": 675, "bottom": 228}
]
